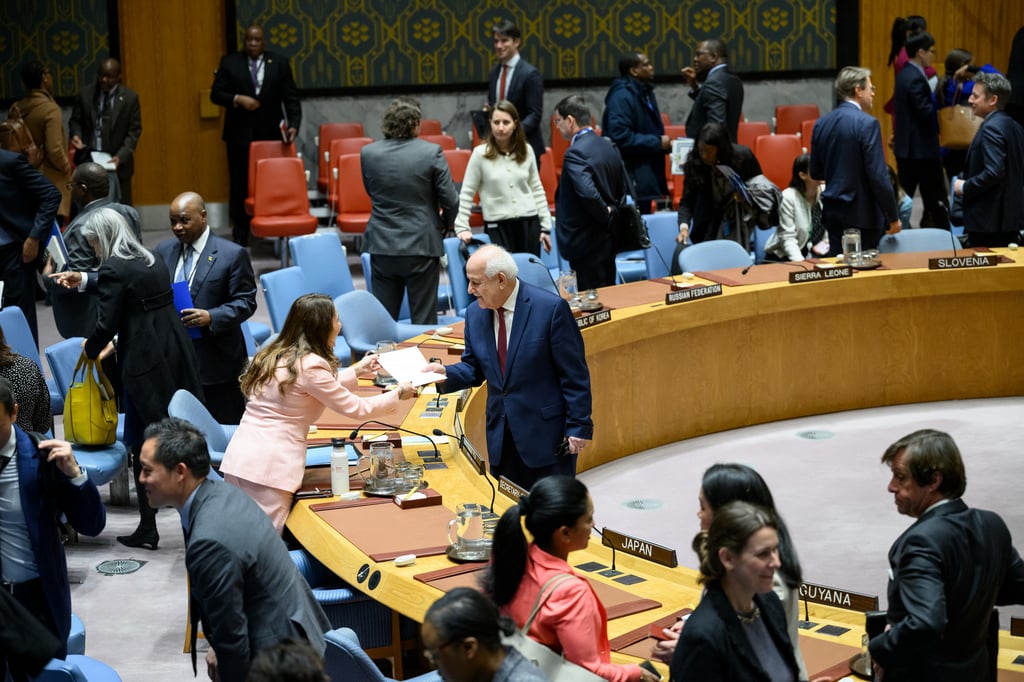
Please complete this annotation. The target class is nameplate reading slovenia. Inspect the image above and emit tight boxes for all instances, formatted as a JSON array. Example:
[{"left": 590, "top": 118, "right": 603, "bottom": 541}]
[
  {"left": 789, "top": 266, "right": 853, "bottom": 284},
  {"left": 601, "top": 527, "right": 677, "bottom": 568},
  {"left": 798, "top": 581, "right": 879, "bottom": 612},
  {"left": 928, "top": 253, "right": 1000, "bottom": 270},
  {"left": 665, "top": 283, "right": 723, "bottom": 305}
]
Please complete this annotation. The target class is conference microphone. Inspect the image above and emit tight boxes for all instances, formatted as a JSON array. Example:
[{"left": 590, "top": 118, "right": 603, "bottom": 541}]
[
  {"left": 651, "top": 240, "right": 685, "bottom": 287},
  {"left": 597, "top": 526, "right": 619, "bottom": 572},
  {"left": 741, "top": 259, "right": 812, "bottom": 276},
  {"left": 432, "top": 426, "right": 496, "bottom": 515},
  {"left": 348, "top": 420, "right": 440, "bottom": 461},
  {"left": 527, "top": 257, "right": 560, "bottom": 292}
]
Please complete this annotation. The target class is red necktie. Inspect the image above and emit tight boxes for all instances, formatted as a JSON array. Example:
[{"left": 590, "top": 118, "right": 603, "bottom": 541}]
[
  {"left": 499, "top": 64, "right": 508, "bottom": 101},
  {"left": 497, "top": 308, "right": 507, "bottom": 373}
]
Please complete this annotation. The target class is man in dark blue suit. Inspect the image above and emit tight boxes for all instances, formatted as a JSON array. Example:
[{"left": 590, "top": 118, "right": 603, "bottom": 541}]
[
  {"left": 431, "top": 245, "right": 592, "bottom": 489},
  {"left": 683, "top": 39, "right": 744, "bottom": 143},
  {"left": 554, "top": 95, "right": 624, "bottom": 290},
  {"left": 487, "top": 20, "right": 544, "bottom": 167},
  {"left": 155, "top": 192, "right": 257, "bottom": 423},
  {"left": 953, "top": 72, "right": 1024, "bottom": 247},
  {"left": 810, "top": 67, "right": 901, "bottom": 255}
]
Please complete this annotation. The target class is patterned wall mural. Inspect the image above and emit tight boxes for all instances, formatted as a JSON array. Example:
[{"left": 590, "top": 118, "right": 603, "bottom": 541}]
[
  {"left": 234, "top": 0, "right": 837, "bottom": 91},
  {"left": 0, "top": 0, "right": 110, "bottom": 101}
]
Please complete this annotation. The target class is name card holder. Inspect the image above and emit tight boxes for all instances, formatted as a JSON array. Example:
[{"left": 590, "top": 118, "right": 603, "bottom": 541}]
[
  {"left": 601, "top": 527, "right": 677, "bottom": 568},
  {"left": 576, "top": 309, "right": 612, "bottom": 329},
  {"left": 928, "top": 253, "right": 1000, "bottom": 270},
  {"left": 497, "top": 476, "right": 529, "bottom": 501},
  {"left": 799, "top": 581, "right": 879, "bottom": 612},
  {"left": 789, "top": 265, "right": 853, "bottom": 284},
  {"left": 666, "top": 283, "right": 723, "bottom": 305}
]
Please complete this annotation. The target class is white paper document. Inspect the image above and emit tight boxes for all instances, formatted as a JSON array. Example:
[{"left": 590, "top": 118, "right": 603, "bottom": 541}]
[
  {"left": 89, "top": 151, "right": 118, "bottom": 172},
  {"left": 377, "top": 346, "right": 447, "bottom": 387}
]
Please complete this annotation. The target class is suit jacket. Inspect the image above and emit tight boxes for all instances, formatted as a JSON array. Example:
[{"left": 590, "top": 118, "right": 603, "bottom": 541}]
[
  {"left": 186, "top": 479, "right": 330, "bottom": 682},
  {"left": 670, "top": 582, "right": 800, "bottom": 682},
  {"left": 14, "top": 89, "right": 71, "bottom": 215},
  {"left": 868, "top": 499, "right": 1024, "bottom": 681},
  {"left": 84, "top": 254, "right": 203, "bottom": 423},
  {"left": 0, "top": 149, "right": 60, "bottom": 244},
  {"left": 961, "top": 110, "right": 1024, "bottom": 234},
  {"left": 893, "top": 64, "right": 940, "bottom": 160},
  {"left": 602, "top": 76, "right": 668, "bottom": 201},
  {"left": 360, "top": 138, "right": 458, "bottom": 257},
  {"left": 554, "top": 131, "right": 622, "bottom": 265},
  {"left": 685, "top": 65, "right": 745, "bottom": 142},
  {"left": 67, "top": 84, "right": 142, "bottom": 181},
  {"left": 155, "top": 233, "right": 256, "bottom": 385},
  {"left": 676, "top": 144, "right": 762, "bottom": 244},
  {"left": 809, "top": 102, "right": 899, "bottom": 230},
  {"left": 488, "top": 58, "right": 545, "bottom": 162},
  {"left": 210, "top": 50, "right": 301, "bottom": 144},
  {"left": 443, "top": 281, "right": 592, "bottom": 469},
  {"left": 12, "top": 426, "right": 106, "bottom": 657}
]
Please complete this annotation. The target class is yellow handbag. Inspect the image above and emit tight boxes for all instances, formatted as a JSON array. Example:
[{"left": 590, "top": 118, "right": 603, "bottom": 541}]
[{"left": 63, "top": 353, "right": 118, "bottom": 445}]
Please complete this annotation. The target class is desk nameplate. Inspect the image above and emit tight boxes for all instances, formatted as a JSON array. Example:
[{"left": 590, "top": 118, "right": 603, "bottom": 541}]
[
  {"left": 497, "top": 476, "right": 528, "bottom": 501},
  {"left": 576, "top": 309, "right": 612, "bottom": 329},
  {"left": 789, "top": 266, "right": 853, "bottom": 284},
  {"left": 665, "top": 283, "right": 723, "bottom": 305},
  {"left": 799, "top": 582, "right": 878, "bottom": 613},
  {"left": 601, "top": 527, "right": 677, "bottom": 568},
  {"left": 928, "top": 253, "right": 999, "bottom": 270}
]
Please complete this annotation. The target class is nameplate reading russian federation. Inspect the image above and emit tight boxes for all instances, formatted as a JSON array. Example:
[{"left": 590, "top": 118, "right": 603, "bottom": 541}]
[
  {"left": 928, "top": 253, "right": 999, "bottom": 270},
  {"left": 788, "top": 266, "right": 853, "bottom": 284},
  {"left": 497, "top": 476, "right": 528, "bottom": 501},
  {"left": 665, "top": 283, "right": 723, "bottom": 305},
  {"left": 576, "top": 309, "right": 612, "bottom": 329},
  {"left": 600, "top": 527, "right": 677, "bottom": 568},
  {"left": 799, "top": 582, "right": 879, "bottom": 613}
]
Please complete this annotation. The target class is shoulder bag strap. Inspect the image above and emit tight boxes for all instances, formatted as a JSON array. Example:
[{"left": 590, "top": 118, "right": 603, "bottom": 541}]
[{"left": 521, "top": 573, "right": 580, "bottom": 633}]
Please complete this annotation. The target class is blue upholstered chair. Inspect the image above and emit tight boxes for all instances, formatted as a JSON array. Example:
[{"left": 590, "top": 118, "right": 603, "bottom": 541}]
[
  {"left": 752, "top": 226, "right": 777, "bottom": 264},
  {"left": 260, "top": 266, "right": 352, "bottom": 364},
  {"left": 324, "top": 627, "right": 440, "bottom": 682},
  {"left": 166, "top": 390, "right": 236, "bottom": 467},
  {"left": 289, "top": 232, "right": 356, "bottom": 300},
  {"left": 511, "top": 252, "right": 558, "bottom": 295},
  {"left": 441, "top": 234, "right": 491, "bottom": 316},
  {"left": 677, "top": 239, "right": 753, "bottom": 273},
  {"left": 35, "top": 655, "right": 122, "bottom": 682},
  {"left": 334, "top": 290, "right": 435, "bottom": 360},
  {"left": 0, "top": 306, "right": 63, "bottom": 414},
  {"left": 67, "top": 613, "right": 86, "bottom": 655},
  {"left": 877, "top": 228, "right": 960, "bottom": 254},
  {"left": 246, "top": 321, "right": 272, "bottom": 346},
  {"left": 643, "top": 212, "right": 681, "bottom": 279}
]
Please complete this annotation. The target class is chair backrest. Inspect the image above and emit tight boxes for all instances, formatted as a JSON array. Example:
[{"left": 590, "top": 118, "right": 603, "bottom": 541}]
[
  {"left": 253, "top": 157, "right": 311, "bottom": 217},
  {"left": 550, "top": 114, "right": 569, "bottom": 174},
  {"left": 737, "top": 121, "right": 771, "bottom": 150},
  {"left": 775, "top": 104, "right": 820, "bottom": 135},
  {"left": 0, "top": 306, "right": 42, "bottom": 367},
  {"left": 336, "top": 154, "right": 372, "bottom": 231},
  {"left": 678, "top": 239, "right": 752, "bottom": 272},
  {"left": 328, "top": 137, "right": 374, "bottom": 202},
  {"left": 801, "top": 118, "right": 817, "bottom": 152},
  {"left": 660, "top": 111, "right": 671, "bottom": 126},
  {"left": 419, "top": 134, "right": 457, "bottom": 150},
  {"left": 442, "top": 234, "right": 491, "bottom": 316},
  {"left": 511, "top": 252, "right": 558, "bottom": 294},
  {"left": 419, "top": 119, "right": 443, "bottom": 135},
  {"left": 240, "top": 321, "right": 257, "bottom": 357},
  {"left": 643, "top": 212, "right": 681, "bottom": 279},
  {"left": 260, "top": 266, "right": 315, "bottom": 332},
  {"left": 248, "top": 141, "right": 297, "bottom": 198},
  {"left": 37, "top": 655, "right": 122, "bottom": 682},
  {"left": 877, "top": 228, "right": 960, "bottom": 254},
  {"left": 324, "top": 627, "right": 388, "bottom": 682},
  {"left": 335, "top": 290, "right": 401, "bottom": 355},
  {"left": 317, "top": 122, "right": 365, "bottom": 192},
  {"left": 167, "top": 389, "right": 230, "bottom": 451},
  {"left": 44, "top": 337, "right": 86, "bottom": 399},
  {"left": 538, "top": 146, "right": 557, "bottom": 213},
  {"left": 754, "top": 134, "right": 802, "bottom": 189},
  {"left": 289, "top": 232, "right": 356, "bottom": 299},
  {"left": 443, "top": 149, "right": 472, "bottom": 185},
  {"left": 752, "top": 226, "right": 777, "bottom": 264}
]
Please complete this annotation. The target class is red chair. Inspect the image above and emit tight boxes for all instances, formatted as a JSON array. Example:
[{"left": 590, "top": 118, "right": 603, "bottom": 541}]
[
  {"left": 317, "top": 123, "right": 364, "bottom": 194},
  {"left": 245, "top": 141, "right": 296, "bottom": 216},
  {"left": 801, "top": 119, "right": 817, "bottom": 152},
  {"left": 251, "top": 158, "right": 318, "bottom": 267},
  {"left": 334, "top": 153, "right": 372, "bottom": 234},
  {"left": 443, "top": 149, "right": 471, "bottom": 184},
  {"left": 660, "top": 111, "right": 671, "bottom": 127},
  {"left": 550, "top": 115, "right": 569, "bottom": 178},
  {"left": 420, "top": 134, "right": 457, "bottom": 150},
  {"left": 326, "top": 137, "right": 373, "bottom": 207},
  {"left": 775, "top": 104, "right": 820, "bottom": 135},
  {"left": 539, "top": 146, "right": 557, "bottom": 215},
  {"left": 738, "top": 121, "right": 771, "bottom": 150},
  {"left": 419, "top": 119, "right": 443, "bottom": 135},
  {"left": 754, "top": 134, "right": 802, "bottom": 189}
]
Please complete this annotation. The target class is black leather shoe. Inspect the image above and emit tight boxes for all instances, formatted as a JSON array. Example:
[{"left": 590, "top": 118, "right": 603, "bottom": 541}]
[{"left": 116, "top": 527, "right": 159, "bottom": 550}]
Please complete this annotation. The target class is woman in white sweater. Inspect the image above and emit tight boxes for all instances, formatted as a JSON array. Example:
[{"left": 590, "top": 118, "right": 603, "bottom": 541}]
[
  {"left": 764, "top": 153, "right": 826, "bottom": 262},
  {"left": 455, "top": 100, "right": 552, "bottom": 255}
]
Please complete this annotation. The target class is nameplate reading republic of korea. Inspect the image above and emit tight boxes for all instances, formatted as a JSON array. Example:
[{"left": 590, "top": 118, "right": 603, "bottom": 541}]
[
  {"left": 600, "top": 527, "right": 678, "bottom": 568},
  {"left": 575, "top": 309, "right": 612, "bottom": 329},
  {"left": 788, "top": 265, "right": 853, "bottom": 284},
  {"left": 799, "top": 582, "right": 879, "bottom": 612},
  {"left": 497, "top": 476, "right": 529, "bottom": 501},
  {"left": 927, "top": 253, "right": 1000, "bottom": 270},
  {"left": 665, "top": 283, "right": 723, "bottom": 305}
]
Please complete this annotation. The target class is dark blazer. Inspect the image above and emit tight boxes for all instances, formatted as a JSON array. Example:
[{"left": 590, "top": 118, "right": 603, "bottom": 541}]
[
  {"left": 0, "top": 149, "right": 60, "bottom": 243},
  {"left": 443, "top": 281, "right": 593, "bottom": 469},
  {"left": 67, "top": 84, "right": 143, "bottom": 181},
  {"left": 676, "top": 144, "right": 762, "bottom": 244},
  {"left": 602, "top": 76, "right": 668, "bottom": 201},
  {"left": 685, "top": 65, "right": 745, "bottom": 142},
  {"left": 84, "top": 254, "right": 202, "bottom": 423},
  {"left": 893, "top": 64, "right": 940, "bottom": 160},
  {"left": 809, "top": 102, "right": 899, "bottom": 230},
  {"left": 155, "top": 233, "right": 257, "bottom": 385},
  {"left": 186, "top": 479, "right": 330, "bottom": 682},
  {"left": 13, "top": 426, "right": 106, "bottom": 657},
  {"left": 555, "top": 131, "right": 623, "bottom": 265},
  {"left": 869, "top": 499, "right": 1024, "bottom": 681},
  {"left": 961, "top": 110, "right": 1024, "bottom": 234},
  {"left": 210, "top": 50, "right": 301, "bottom": 144},
  {"left": 670, "top": 582, "right": 799, "bottom": 681},
  {"left": 488, "top": 58, "right": 545, "bottom": 163}
]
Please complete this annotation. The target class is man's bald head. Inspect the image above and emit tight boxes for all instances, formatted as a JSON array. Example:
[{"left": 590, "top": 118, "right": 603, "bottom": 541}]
[
  {"left": 98, "top": 58, "right": 121, "bottom": 92},
  {"left": 169, "top": 191, "right": 208, "bottom": 245},
  {"left": 72, "top": 162, "right": 110, "bottom": 202}
]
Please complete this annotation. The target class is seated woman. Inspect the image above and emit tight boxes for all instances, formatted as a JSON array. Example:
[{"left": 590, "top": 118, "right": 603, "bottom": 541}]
[
  {"left": 0, "top": 328, "right": 52, "bottom": 434},
  {"left": 670, "top": 501, "right": 801, "bottom": 681},
  {"left": 486, "top": 476, "right": 659, "bottom": 682},
  {"left": 764, "top": 154, "right": 825, "bottom": 262},
  {"left": 219, "top": 293, "right": 418, "bottom": 533}
]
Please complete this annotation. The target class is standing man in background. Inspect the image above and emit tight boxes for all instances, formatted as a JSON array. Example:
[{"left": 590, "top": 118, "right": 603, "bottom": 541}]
[
  {"left": 211, "top": 24, "right": 302, "bottom": 246},
  {"left": 682, "top": 40, "right": 744, "bottom": 143},
  {"left": 487, "top": 20, "right": 545, "bottom": 167}
]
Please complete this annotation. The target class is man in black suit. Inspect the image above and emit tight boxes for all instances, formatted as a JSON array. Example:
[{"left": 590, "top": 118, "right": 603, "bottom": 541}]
[
  {"left": 211, "top": 24, "right": 301, "bottom": 246},
  {"left": 869, "top": 429, "right": 1024, "bottom": 681},
  {"left": 553, "top": 95, "right": 623, "bottom": 289},
  {"left": 953, "top": 72, "right": 1024, "bottom": 247},
  {"left": 683, "top": 39, "right": 744, "bottom": 142},
  {"left": 487, "top": 20, "right": 544, "bottom": 167},
  {"left": 0, "top": 149, "right": 59, "bottom": 345},
  {"left": 68, "top": 58, "right": 143, "bottom": 205},
  {"left": 155, "top": 192, "right": 256, "bottom": 423}
]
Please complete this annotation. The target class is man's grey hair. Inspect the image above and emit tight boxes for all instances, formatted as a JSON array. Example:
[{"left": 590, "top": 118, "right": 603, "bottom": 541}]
[
  {"left": 836, "top": 66, "right": 872, "bottom": 101},
  {"left": 479, "top": 244, "right": 519, "bottom": 279},
  {"left": 974, "top": 72, "right": 1012, "bottom": 110}
]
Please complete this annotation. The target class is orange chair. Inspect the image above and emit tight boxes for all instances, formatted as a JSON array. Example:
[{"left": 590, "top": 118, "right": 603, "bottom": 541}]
[
  {"left": 660, "top": 111, "right": 671, "bottom": 127},
  {"left": 801, "top": 119, "right": 817, "bottom": 152},
  {"left": 538, "top": 146, "right": 557, "bottom": 215},
  {"left": 738, "top": 121, "right": 771, "bottom": 150},
  {"left": 443, "top": 149, "right": 471, "bottom": 184},
  {"left": 251, "top": 158, "right": 318, "bottom": 267},
  {"left": 317, "top": 123, "right": 364, "bottom": 194},
  {"left": 244, "top": 141, "right": 296, "bottom": 216},
  {"left": 754, "top": 134, "right": 802, "bottom": 189},
  {"left": 334, "top": 153, "right": 372, "bottom": 234},
  {"left": 419, "top": 119, "right": 443, "bottom": 135},
  {"left": 550, "top": 115, "right": 569, "bottom": 177},
  {"left": 420, "top": 134, "right": 457, "bottom": 150},
  {"left": 326, "top": 137, "right": 373, "bottom": 206},
  {"left": 774, "top": 104, "right": 820, "bottom": 135}
]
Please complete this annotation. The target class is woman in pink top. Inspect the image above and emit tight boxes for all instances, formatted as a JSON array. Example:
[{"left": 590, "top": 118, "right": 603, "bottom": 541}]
[
  {"left": 485, "top": 476, "right": 660, "bottom": 682},
  {"left": 219, "top": 293, "right": 417, "bottom": 532}
]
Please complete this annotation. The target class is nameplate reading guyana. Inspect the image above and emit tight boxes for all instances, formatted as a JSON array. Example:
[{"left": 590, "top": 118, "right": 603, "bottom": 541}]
[
  {"left": 497, "top": 476, "right": 529, "bottom": 501},
  {"left": 576, "top": 309, "right": 612, "bottom": 329},
  {"left": 788, "top": 266, "right": 853, "bottom": 284},
  {"left": 665, "top": 283, "right": 723, "bottom": 305},
  {"left": 798, "top": 582, "right": 879, "bottom": 612},
  {"left": 600, "top": 527, "right": 677, "bottom": 568},
  {"left": 927, "top": 253, "right": 999, "bottom": 270}
]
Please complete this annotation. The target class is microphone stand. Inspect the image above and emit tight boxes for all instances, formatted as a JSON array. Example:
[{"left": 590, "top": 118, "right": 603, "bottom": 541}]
[
  {"left": 348, "top": 420, "right": 441, "bottom": 461},
  {"left": 432, "top": 427, "right": 497, "bottom": 515}
]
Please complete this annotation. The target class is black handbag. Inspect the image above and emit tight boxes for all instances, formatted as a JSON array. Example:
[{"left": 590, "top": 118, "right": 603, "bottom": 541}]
[{"left": 610, "top": 160, "right": 650, "bottom": 252}]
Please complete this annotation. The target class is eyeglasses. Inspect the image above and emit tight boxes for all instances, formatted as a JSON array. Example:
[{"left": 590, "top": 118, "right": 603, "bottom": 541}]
[
  {"left": 65, "top": 181, "right": 84, "bottom": 191},
  {"left": 422, "top": 638, "right": 459, "bottom": 665}
]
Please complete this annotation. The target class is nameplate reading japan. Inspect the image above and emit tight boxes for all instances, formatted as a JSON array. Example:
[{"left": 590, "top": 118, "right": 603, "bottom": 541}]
[
  {"left": 799, "top": 582, "right": 879, "bottom": 612},
  {"left": 665, "top": 283, "right": 723, "bottom": 305},
  {"left": 497, "top": 476, "right": 529, "bottom": 501},
  {"left": 601, "top": 527, "right": 677, "bottom": 568},
  {"left": 576, "top": 309, "right": 612, "bottom": 329},
  {"left": 928, "top": 253, "right": 999, "bottom": 270},
  {"left": 788, "top": 266, "right": 853, "bottom": 284}
]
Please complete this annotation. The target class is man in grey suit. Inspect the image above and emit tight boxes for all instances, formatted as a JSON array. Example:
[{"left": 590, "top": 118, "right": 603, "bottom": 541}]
[
  {"left": 682, "top": 39, "right": 744, "bottom": 143},
  {"left": 361, "top": 98, "right": 458, "bottom": 324},
  {"left": 139, "top": 417, "right": 329, "bottom": 682}
]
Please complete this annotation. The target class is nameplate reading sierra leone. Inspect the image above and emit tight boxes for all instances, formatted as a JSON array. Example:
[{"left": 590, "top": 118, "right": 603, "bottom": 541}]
[
  {"left": 928, "top": 253, "right": 999, "bottom": 270},
  {"left": 665, "top": 283, "right": 723, "bottom": 305},
  {"left": 798, "top": 582, "right": 879, "bottom": 612},
  {"left": 600, "top": 527, "right": 678, "bottom": 568},
  {"left": 497, "top": 476, "right": 528, "bottom": 501},
  {"left": 575, "top": 309, "right": 612, "bottom": 329},
  {"left": 788, "top": 265, "right": 853, "bottom": 284}
]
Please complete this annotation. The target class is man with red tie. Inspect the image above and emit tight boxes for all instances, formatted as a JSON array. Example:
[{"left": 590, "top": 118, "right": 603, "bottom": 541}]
[{"left": 486, "top": 20, "right": 545, "bottom": 168}]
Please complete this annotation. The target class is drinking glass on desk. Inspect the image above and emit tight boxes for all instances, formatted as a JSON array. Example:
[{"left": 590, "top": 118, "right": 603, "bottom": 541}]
[
  {"left": 372, "top": 340, "right": 397, "bottom": 385},
  {"left": 842, "top": 228, "right": 862, "bottom": 261},
  {"left": 558, "top": 270, "right": 583, "bottom": 311}
]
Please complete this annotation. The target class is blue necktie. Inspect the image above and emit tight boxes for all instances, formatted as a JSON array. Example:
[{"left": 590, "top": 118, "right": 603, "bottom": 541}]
[{"left": 177, "top": 246, "right": 194, "bottom": 283}]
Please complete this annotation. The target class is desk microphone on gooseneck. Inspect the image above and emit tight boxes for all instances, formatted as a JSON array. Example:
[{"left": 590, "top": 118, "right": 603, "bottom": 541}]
[
  {"left": 432, "top": 427, "right": 497, "bottom": 515},
  {"left": 597, "top": 526, "right": 618, "bottom": 572},
  {"left": 527, "top": 257, "right": 560, "bottom": 292},
  {"left": 347, "top": 420, "right": 440, "bottom": 460}
]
